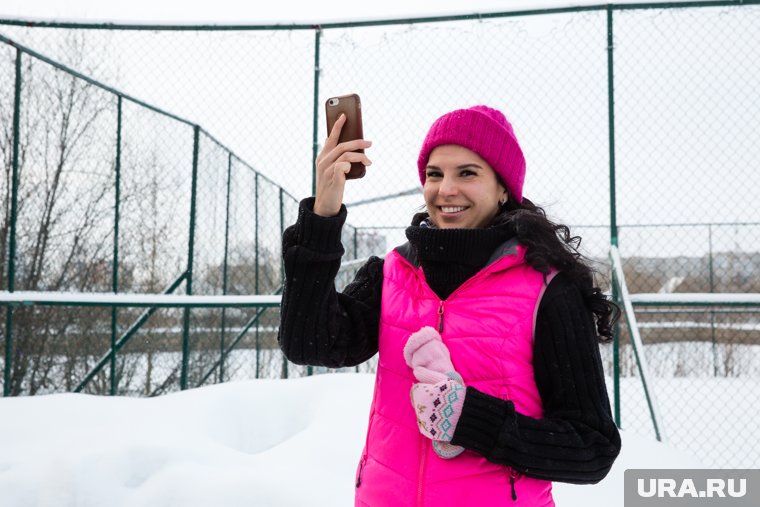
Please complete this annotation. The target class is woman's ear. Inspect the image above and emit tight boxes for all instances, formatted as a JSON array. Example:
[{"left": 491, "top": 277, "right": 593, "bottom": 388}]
[{"left": 499, "top": 191, "right": 508, "bottom": 206}]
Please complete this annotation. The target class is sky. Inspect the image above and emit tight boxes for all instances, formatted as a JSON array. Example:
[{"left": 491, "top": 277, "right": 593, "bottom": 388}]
[
  {"left": 1, "top": 0, "right": 757, "bottom": 260},
  {"left": 0, "top": 373, "right": 710, "bottom": 507}
]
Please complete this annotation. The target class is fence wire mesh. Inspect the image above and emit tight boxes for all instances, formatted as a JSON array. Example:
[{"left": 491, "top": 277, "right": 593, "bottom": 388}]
[{"left": 0, "top": 3, "right": 758, "bottom": 468}]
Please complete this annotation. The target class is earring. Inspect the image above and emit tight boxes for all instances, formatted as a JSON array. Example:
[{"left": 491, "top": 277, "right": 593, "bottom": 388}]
[{"left": 499, "top": 196, "right": 508, "bottom": 206}]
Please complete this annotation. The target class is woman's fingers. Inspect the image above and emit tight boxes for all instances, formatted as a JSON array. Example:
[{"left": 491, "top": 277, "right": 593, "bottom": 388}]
[
  {"left": 335, "top": 151, "right": 372, "bottom": 167},
  {"left": 324, "top": 113, "right": 346, "bottom": 150},
  {"left": 316, "top": 150, "right": 372, "bottom": 180},
  {"left": 317, "top": 138, "right": 372, "bottom": 167},
  {"left": 334, "top": 161, "right": 352, "bottom": 175}
]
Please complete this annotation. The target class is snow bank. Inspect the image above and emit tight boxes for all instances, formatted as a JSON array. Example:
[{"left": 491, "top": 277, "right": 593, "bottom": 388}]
[{"left": 0, "top": 373, "right": 702, "bottom": 507}]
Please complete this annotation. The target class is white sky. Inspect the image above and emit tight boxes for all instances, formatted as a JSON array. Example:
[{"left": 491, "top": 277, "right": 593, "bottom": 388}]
[
  {"left": 1, "top": 0, "right": 756, "bottom": 259},
  {"left": 2, "top": 0, "right": 686, "bottom": 24}
]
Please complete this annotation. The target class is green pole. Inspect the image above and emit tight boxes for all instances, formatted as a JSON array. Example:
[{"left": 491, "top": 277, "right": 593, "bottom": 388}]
[
  {"left": 110, "top": 95, "right": 123, "bottom": 395},
  {"left": 181, "top": 125, "right": 200, "bottom": 390},
  {"left": 612, "top": 280, "right": 621, "bottom": 427},
  {"left": 606, "top": 6, "right": 621, "bottom": 426},
  {"left": 4, "top": 49, "right": 22, "bottom": 397},
  {"left": 708, "top": 224, "right": 717, "bottom": 376},
  {"left": 255, "top": 173, "right": 260, "bottom": 379},
  {"left": 220, "top": 153, "right": 233, "bottom": 383},
  {"left": 307, "top": 28, "right": 322, "bottom": 377},
  {"left": 279, "top": 188, "right": 288, "bottom": 379},
  {"left": 312, "top": 28, "right": 322, "bottom": 196},
  {"left": 607, "top": 5, "right": 618, "bottom": 249}
]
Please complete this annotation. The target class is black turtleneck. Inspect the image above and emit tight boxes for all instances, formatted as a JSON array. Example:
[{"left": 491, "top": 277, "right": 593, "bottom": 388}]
[
  {"left": 278, "top": 197, "right": 620, "bottom": 484},
  {"left": 404, "top": 212, "right": 517, "bottom": 300}
]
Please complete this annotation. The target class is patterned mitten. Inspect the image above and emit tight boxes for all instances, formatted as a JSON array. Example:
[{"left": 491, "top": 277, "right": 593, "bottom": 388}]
[
  {"left": 410, "top": 379, "right": 466, "bottom": 458},
  {"left": 404, "top": 327, "right": 465, "bottom": 459}
]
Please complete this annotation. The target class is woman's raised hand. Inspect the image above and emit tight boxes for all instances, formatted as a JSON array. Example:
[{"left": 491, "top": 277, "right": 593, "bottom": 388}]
[{"left": 313, "top": 113, "right": 372, "bottom": 217}]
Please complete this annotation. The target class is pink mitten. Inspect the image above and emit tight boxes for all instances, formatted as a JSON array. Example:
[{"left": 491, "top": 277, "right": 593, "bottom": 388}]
[
  {"left": 404, "top": 327, "right": 465, "bottom": 459},
  {"left": 403, "top": 326, "right": 458, "bottom": 383},
  {"left": 411, "top": 379, "right": 465, "bottom": 445}
]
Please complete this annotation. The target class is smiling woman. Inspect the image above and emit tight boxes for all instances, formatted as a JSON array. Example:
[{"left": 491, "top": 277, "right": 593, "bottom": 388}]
[{"left": 278, "top": 103, "right": 621, "bottom": 506}]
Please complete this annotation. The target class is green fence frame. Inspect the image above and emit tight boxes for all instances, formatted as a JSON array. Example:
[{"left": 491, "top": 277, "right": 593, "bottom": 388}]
[{"left": 0, "top": 31, "right": 303, "bottom": 396}]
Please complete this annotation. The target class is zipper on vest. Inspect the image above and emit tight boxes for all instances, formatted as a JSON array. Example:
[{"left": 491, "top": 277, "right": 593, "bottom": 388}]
[
  {"left": 437, "top": 301, "right": 445, "bottom": 332},
  {"left": 356, "top": 455, "right": 366, "bottom": 488},
  {"left": 508, "top": 467, "right": 520, "bottom": 501},
  {"left": 416, "top": 437, "right": 428, "bottom": 506}
]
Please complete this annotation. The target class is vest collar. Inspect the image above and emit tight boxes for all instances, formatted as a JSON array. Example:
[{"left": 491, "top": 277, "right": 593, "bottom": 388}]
[{"left": 395, "top": 237, "right": 523, "bottom": 271}]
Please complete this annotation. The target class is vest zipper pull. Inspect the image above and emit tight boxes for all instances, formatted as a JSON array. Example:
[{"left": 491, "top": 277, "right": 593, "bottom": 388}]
[
  {"left": 356, "top": 457, "right": 365, "bottom": 488},
  {"left": 437, "top": 301, "right": 444, "bottom": 332},
  {"left": 509, "top": 468, "right": 518, "bottom": 501}
]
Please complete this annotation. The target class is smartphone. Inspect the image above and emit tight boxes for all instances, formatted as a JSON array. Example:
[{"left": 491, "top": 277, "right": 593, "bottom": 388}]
[{"left": 325, "top": 93, "right": 366, "bottom": 179}]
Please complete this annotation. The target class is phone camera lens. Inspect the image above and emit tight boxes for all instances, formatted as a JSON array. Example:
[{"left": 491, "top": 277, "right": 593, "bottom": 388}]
[{"left": 329, "top": 98, "right": 339, "bottom": 106}]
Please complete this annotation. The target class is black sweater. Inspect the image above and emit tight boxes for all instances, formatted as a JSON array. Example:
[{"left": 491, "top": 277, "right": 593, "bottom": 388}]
[{"left": 278, "top": 198, "right": 621, "bottom": 484}]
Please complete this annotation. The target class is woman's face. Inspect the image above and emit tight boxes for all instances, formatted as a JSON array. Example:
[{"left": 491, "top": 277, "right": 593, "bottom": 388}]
[{"left": 423, "top": 145, "right": 507, "bottom": 229}]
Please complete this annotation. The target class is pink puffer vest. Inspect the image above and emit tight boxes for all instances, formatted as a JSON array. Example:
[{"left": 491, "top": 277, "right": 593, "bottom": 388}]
[{"left": 355, "top": 239, "right": 555, "bottom": 506}]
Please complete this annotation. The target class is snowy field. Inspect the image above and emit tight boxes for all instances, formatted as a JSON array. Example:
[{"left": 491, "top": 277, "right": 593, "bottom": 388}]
[{"left": 0, "top": 373, "right": 714, "bottom": 507}]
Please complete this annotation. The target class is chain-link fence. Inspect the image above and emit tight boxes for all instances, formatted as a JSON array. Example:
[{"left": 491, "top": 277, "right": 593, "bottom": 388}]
[
  {"left": 1, "top": 2, "right": 758, "bottom": 467},
  {"left": 0, "top": 32, "right": 372, "bottom": 396}
]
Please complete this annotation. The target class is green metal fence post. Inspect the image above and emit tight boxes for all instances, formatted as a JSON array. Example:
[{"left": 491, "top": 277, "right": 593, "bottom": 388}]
[
  {"left": 607, "top": 6, "right": 618, "bottom": 249},
  {"left": 181, "top": 125, "right": 201, "bottom": 390},
  {"left": 612, "top": 280, "right": 621, "bottom": 427},
  {"left": 220, "top": 153, "right": 233, "bottom": 383},
  {"left": 309, "top": 28, "right": 321, "bottom": 380},
  {"left": 306, "top": 29, "right": 318, "bottom": 377},
  {"left": 708, "top": 224, "right": 717, "bottom": 376},
  {"left": 279, "top": 187, "right": 288, "bottom": 379},
  {"left": 255, "top": 173, "right": 260, "bottom": 379},
  {"left": 309, "top": 25, "right": 319, "bottom": 381},
  {"left": 312, "top": 27, "right": 322, "bottom": 197},
  {"left": 110, "top": 95, "right": 123, "bottom": 396},
  {"left": 4, "top": 48, "right": 22, "bottom": 397},
  {"left": 606, "top": 5, "right": 621, "bottom": 426}
]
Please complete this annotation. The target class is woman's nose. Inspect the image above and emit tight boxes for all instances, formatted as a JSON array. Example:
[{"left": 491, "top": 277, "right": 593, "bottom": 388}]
[{"left": 438, "top": 176, "right": 458, "bottom": 196}]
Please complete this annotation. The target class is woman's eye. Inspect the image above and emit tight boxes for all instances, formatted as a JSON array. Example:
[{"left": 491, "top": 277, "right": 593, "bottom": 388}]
[
  {"left": 426, "top": 171, "right": 442, "bottom": 178},
  {"left": 460, "top": 170, "right": 476, "bottom": 177}
]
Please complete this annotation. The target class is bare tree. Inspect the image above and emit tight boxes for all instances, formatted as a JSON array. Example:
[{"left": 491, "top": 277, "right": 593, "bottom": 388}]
[{"left": 0, "top": 33, "right": 120, "bottom": 395}]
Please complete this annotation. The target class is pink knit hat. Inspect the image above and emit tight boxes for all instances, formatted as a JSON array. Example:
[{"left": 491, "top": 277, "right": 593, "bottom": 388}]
[{"left": 417, "top": 105, "right": 526, "bottom": 203}]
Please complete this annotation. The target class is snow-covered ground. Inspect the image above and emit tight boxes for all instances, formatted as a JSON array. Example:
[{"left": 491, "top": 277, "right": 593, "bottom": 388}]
[{"left": 0, "top": 373, "right": 707, "bottom": 507}]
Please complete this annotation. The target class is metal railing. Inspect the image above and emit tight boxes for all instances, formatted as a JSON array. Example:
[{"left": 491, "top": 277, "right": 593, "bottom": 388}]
[{"left": 0, "top": 290, "right": 281, "bottom": 394}]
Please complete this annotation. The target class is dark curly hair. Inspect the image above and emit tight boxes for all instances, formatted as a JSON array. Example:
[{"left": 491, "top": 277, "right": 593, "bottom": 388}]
[{"left": 492, "top": 197, "right": 620, "bottom": 342}]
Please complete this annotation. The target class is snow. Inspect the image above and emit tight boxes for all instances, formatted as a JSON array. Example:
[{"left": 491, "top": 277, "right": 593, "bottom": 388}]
[{"left": 0, "top": 373, "right": 706, "bottom": 507}]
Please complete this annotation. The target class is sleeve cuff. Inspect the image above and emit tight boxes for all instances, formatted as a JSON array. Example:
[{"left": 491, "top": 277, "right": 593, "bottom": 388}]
[
  {"left": 451, "top": 386, "right": 516, "bottom": 456},
  {"left": 295, "top": 197, "right": 347, "bottom": 253}
]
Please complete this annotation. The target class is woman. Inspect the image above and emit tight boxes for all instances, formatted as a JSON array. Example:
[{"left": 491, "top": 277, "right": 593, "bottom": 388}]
[{"left": 278, "top": 105, "right": 621, "bottom": 505}]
